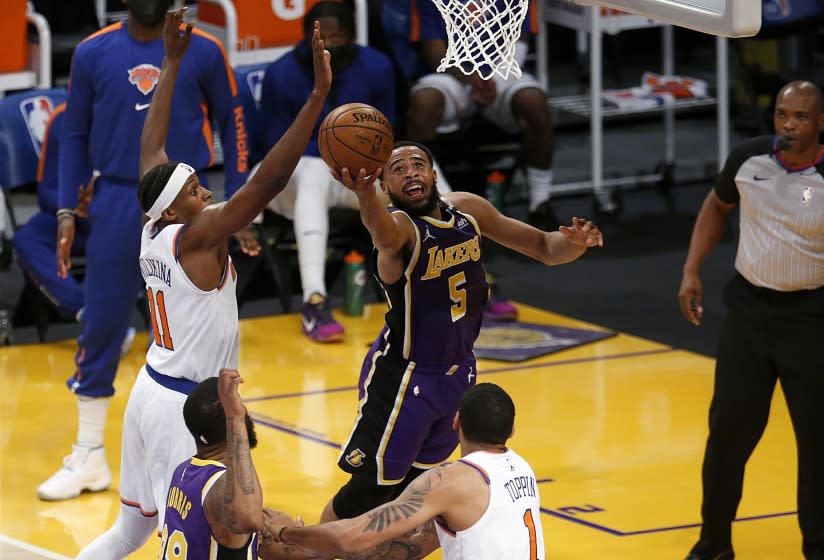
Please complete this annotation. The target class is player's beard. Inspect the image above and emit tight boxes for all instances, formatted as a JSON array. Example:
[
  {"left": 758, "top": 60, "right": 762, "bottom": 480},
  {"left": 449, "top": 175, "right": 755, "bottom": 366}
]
[
  {"left": 388, "top": 184, "right": 440, "bottom": 217},
  {"left": 245, "top": 414, "right": 258, "bottom": 450},
  {"left": 128, "top": 0, "right": 173, "bottom": 27}
]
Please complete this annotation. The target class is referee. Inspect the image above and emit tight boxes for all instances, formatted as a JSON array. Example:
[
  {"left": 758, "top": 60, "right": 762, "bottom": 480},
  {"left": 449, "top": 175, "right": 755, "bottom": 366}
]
[{"left": 678, "top": 80, "right": 824, "bottom": 560}]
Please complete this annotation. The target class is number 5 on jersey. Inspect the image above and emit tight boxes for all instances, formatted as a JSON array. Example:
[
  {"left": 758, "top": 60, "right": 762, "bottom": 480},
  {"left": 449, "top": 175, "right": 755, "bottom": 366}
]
[{"left": 147, "top": 288, "right": 175, "bottom": 350}]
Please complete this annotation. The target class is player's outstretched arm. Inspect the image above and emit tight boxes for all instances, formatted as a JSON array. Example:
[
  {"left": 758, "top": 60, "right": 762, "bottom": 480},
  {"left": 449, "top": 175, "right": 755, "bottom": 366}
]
[
  {"left": 139, "top": 9, "right": 192, "bottom": 179},
  {"left": 269, "top": 467, "right": 447, "bottom": 558},
  {"left": 183, "top": 21, "right": 331, "bottom": 248},
  {"left": 203, "top": 369, "right": 263, "bottom": 549},
  {"left": 447, "top": 191, "right": 603, "bottom": 265}
]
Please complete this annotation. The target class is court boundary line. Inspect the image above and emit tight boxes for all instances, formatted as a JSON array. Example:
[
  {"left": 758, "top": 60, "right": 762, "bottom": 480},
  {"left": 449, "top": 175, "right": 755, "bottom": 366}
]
[
  {"left": 540, "top": 508, "right": 798, "bottom": 536},
  {"left": 0, "top": 534, "right": 71, "bottom": 560},
  {"left": 245, "top": 347, "right": 679, "bottom": 403}
]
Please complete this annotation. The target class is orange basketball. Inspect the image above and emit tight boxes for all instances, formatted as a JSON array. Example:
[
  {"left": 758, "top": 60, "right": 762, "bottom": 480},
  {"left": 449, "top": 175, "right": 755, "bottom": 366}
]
[{"left": 318, "top": 103, "right": 394, "bottom": 174}]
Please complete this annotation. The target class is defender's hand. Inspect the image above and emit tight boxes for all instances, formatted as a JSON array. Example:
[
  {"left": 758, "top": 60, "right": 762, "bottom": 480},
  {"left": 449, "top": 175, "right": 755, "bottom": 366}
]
[
  {"left": 163, "top": 8, "right": 193, "bottom": 61},
  {"left": 217, "top": 368, "right": 246, "bottom": 419},
  {"left": 559, "top": 217, "right": 603, "bottom": 248},
  {"left": 310, "top": 21, "right": 332, "bottom": 96}
]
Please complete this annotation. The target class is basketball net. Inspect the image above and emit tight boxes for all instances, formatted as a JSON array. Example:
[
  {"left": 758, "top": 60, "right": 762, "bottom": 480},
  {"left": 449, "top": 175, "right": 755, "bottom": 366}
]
[{"left": 431, "top": 0, "right": 530, "bottom": 80}]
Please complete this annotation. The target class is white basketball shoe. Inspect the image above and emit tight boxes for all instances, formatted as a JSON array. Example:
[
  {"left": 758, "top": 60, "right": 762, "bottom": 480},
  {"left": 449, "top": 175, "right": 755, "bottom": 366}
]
[{"left": 37, "top": 445, "right": 112, "bottom": 501}]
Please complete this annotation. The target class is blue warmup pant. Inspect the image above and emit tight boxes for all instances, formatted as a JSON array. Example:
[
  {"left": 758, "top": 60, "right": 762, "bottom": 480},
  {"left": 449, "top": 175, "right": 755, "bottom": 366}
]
[
  {"left": 67, "top": 179, "right": 143, "bottom": 398},
  {"left": 13, "top": 212, "right": 89, "bottom": 319}
]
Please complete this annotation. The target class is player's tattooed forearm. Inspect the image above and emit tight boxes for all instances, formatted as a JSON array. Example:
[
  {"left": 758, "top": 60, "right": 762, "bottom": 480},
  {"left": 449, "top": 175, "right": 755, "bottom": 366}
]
[
  {"left": 345, "top": 521, "right": 435, "bottom": 560},
  {"left": 363, "top": 469, "right": 442, "bottom": 534}
]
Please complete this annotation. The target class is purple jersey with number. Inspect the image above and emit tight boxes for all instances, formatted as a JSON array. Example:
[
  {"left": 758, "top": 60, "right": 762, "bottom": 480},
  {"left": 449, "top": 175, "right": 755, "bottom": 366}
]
[
  {"left": 162, "top": 457, "right": 259, "bottom": 559},
  {"left": 377, "top": 201, "right": 489, "bottom": 367}
]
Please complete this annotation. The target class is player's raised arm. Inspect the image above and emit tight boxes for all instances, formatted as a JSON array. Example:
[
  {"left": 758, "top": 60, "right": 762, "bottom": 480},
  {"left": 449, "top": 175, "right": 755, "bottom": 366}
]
[
  {"left": 447, "top": 191, "right": 603, "bottom": 265},
  {"left": 182, "top": 21, "right": 331, "bottom": 247},
  {"left": 139, "top": 9, "right": 191, "bottom": 179},
  {"left": 202, "top": 369, "right": 263, "bottom": 548}
]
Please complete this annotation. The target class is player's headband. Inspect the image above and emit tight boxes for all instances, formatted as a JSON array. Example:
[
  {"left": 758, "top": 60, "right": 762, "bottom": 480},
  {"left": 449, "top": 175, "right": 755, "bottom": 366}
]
[{"left": 147, "top": 162, "right": 195, "bottom": 221}]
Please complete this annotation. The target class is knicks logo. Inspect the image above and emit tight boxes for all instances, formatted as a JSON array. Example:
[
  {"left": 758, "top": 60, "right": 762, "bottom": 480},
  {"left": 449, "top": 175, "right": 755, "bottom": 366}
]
[
  {"left": 19, "top": 96, "right": 55, "bottom": 156},
  {"left": 128, "top": 64, "right": 161, "bottom": 95},
  {"left": 344, "top": 448, "right": 366, "bottom": 468}
]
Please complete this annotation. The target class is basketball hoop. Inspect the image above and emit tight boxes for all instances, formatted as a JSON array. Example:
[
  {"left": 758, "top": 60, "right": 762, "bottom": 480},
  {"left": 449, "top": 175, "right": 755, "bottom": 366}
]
[{"left": 431, "top": 0, "right": 530, "bottom": 80}]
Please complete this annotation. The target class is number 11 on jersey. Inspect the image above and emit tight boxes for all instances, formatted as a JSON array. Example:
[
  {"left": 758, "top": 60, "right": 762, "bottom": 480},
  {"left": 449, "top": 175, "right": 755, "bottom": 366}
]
[{"left": 147, "top": 287, "right": 175, "bottom": 350}]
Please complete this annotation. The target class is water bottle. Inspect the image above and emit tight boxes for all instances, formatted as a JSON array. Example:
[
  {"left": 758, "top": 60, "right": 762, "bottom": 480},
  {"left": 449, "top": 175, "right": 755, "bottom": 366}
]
[
  {"left": 344, "top": 250, "right": 366, "bottom": 316},
  {"left": 486, "top": 170, "right": 506, "bottom": 212}
]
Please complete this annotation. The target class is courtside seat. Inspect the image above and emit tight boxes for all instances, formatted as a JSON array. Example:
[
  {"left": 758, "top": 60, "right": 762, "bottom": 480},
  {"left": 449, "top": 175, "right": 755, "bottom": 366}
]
[
  {"left": 0, "top": 3, "right": 51, "bottom": 97},
  {"left": 193, "top": 0, "right": 369, "bottom": 66}
]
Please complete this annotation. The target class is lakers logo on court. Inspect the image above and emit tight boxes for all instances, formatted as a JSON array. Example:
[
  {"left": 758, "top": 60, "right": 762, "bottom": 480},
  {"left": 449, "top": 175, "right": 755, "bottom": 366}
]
[{"left": 474, "top": 322, "right": 616, "bottom": 362}]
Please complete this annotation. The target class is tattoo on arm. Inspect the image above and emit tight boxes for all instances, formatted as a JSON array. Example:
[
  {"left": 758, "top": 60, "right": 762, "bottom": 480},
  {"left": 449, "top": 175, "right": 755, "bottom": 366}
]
[
  {"left": 363, "top": 469, "right": 441, "bottom": 535},
  {"left": 345, "top": 520, "right": 436, "bottom": 560}
]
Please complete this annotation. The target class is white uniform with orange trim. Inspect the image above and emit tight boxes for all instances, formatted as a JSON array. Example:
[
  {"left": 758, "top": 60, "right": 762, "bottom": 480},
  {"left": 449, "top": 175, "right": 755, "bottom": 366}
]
[
  {"left": 117, "top": 221, "right": 239, "bottom": 528},
  {"left": 436, "top": 449, "right": 544, "bottom": 560}
]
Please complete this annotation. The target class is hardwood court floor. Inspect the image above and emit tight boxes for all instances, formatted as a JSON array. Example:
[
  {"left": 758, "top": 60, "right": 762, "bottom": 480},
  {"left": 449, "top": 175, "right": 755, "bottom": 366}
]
[{"left": 0, "top": 303, "right": 801, "bottom": 559}]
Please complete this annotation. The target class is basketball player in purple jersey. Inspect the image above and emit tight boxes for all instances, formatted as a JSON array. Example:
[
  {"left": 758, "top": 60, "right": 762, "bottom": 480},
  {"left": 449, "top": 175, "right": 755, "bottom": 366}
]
[
  {"left": 320, "top": 141, "right": 603, "bottom": 523},
  {"left": 162, "top": 368, "right": 263, "bottom": 558}
]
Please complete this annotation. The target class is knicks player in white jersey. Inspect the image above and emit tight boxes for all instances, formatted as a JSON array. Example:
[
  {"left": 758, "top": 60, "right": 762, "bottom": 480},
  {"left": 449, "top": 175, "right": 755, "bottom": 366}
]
[
  {"left": 75, "top": 10, "right": 331, "bottom": 559},
  {"left": 261, "top": 382, "right": 544, "bottom": 560}
]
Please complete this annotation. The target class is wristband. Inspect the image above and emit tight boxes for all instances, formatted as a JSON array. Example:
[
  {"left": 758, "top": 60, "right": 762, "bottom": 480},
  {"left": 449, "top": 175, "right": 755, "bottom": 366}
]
[
  {"left": 56, "top": 209, "right": 76, "bottom": 220},
  {"left": 278, "top": 526, "right": 288, "bottom": 544}
]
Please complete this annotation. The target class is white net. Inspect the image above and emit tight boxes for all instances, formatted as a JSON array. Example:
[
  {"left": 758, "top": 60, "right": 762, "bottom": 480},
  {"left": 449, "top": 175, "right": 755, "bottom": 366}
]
[{"left": 431, "top": 0, "right": 530, "bottom": 80}]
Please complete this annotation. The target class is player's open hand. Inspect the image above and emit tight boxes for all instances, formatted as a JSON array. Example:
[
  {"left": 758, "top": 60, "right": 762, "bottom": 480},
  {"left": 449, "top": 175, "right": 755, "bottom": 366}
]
[
  {"left": 678, "top": 270, "right": 703, "bottom": 326},
  {"left": 331, "top": 166, "right": 382, "bottom": 196},
  {"left": 217, "top": 368, "right": 246, "bottom": 419},
  {"left": 559, "top": 217, "right": 603, "bottom": 248},
  {"left": 311, "top": 21, "right": 332, "bottom": 96},
  {"left": 163, "top": 8, "right": 193, "bottom": 61}
]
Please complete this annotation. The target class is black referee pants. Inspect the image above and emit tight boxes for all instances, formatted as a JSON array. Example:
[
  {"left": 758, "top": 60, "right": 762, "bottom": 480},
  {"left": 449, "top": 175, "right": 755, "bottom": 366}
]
[{"left": 693, "top": 274, "right": 824, "bottom": 559}]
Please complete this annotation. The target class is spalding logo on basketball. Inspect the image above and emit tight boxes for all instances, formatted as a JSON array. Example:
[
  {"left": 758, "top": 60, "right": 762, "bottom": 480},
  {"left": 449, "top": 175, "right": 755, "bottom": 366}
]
[{"left": 318, "top": 102, "right": 394, "bottom": 174}]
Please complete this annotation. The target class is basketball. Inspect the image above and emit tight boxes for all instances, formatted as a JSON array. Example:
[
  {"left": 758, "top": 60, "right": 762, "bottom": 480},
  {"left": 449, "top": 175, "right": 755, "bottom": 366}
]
[{"left": 318, "top": 103, "right": 393, "bottom": 174}]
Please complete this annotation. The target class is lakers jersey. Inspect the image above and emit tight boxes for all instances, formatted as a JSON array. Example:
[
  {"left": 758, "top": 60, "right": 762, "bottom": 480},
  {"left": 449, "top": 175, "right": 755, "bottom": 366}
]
[
  {"left": 140, "top": 222, "right": 239, "bottom": 382},
  {"left": 379, "top": 201, "right": 489, "bottom": 366},
  {"left": 436, "top": 449, "right": 544, "bottom": 560},
  {"left": 162, "top": 457, "right": 259, "bottom": 559}
]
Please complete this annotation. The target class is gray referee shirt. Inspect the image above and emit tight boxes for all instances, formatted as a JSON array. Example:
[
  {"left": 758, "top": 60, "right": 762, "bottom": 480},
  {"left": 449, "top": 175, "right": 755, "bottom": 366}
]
[{"left": 716, "top": 136, "right": 824, "bottom": 292}]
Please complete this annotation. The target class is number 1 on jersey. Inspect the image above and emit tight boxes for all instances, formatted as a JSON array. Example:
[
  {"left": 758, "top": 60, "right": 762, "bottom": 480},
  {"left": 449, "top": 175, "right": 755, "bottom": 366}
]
[
  {"left": 147, "top": 288, "right": 174, "bottom": 350},
  {"left": 523, "top": 509, "right": 539, "bottom": 560}
]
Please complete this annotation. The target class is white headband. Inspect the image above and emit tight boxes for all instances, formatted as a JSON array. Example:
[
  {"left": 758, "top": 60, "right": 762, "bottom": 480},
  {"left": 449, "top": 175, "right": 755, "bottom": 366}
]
[{"left": 146, "top": 162, "right": 195, "bottom": 221}]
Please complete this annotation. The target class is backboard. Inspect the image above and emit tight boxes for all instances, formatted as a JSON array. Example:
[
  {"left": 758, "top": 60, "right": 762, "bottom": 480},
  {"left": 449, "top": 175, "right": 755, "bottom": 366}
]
[{"left": 571, "top": 0, "right": 760, "bottom": 37}]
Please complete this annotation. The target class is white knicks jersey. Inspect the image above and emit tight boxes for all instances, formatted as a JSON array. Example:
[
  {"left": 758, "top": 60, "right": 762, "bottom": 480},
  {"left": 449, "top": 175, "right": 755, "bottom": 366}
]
[
  {"left": 436, "top": 449, "right": 544, "bottom": 560},
  {"left": 140, "top": 221, "right": 239, "bottom": 382}
]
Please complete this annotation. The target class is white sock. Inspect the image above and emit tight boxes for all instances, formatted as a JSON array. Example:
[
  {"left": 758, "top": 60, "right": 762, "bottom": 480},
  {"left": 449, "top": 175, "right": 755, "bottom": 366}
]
[
  {"left": 75, "top": 503, "right": 157, "bottom": 560},
  {"left": 76, "top": 396, "right": 110, "bottom": 449},
  {"left": 526, "top": 167, "right": 554, "bottom": 211}
]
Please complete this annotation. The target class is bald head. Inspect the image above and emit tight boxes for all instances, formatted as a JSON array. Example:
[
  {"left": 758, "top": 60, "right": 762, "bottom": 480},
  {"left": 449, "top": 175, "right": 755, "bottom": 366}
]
[{"left": 777, "top": 81, "right": 824, "bottom": 114}]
